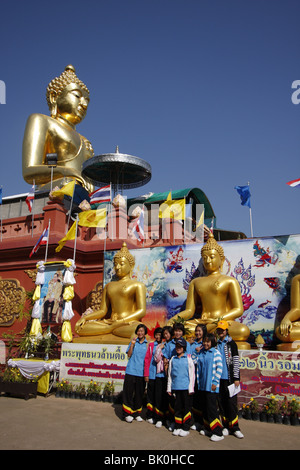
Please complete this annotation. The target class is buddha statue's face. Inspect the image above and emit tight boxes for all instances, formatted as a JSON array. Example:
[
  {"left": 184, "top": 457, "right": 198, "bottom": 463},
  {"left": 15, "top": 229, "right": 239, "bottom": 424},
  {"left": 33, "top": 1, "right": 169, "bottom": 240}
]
[
  {"left": 54, "top": 83, "right": 90, "bottom": 125},
  {"left": 114, "top": 256, "right": 132, "bottom": 279},
  {"left": 202, "top": 249, "right": 221, "bottom": 273}
]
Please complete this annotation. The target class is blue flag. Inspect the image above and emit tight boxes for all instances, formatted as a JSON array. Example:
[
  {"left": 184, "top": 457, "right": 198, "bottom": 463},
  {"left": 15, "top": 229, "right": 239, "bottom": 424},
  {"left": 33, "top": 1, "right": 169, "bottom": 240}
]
[
  {"left": 0, "top": 187, "right": 2, "bottom": 204},
  {"left": 235, "top": 185, "right": 251, "bottom": 208}
]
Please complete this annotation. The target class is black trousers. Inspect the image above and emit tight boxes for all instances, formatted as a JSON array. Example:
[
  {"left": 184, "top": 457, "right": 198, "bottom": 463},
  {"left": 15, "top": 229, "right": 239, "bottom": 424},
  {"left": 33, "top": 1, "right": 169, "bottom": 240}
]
[
  {"left": 202, "top": 390, "right": 223, "bottom": 436},
  {"left": 146, "top": 377, "right": 168, "bottom": 421},
  {"left": 122, "top": 374, "right": 145, "bottom": 418},
  {"left": 218, "top": 379, "right": 240, "bottom": 432},
  {"left": 173, "top": 390, "right": 192, "bottom": 431}
]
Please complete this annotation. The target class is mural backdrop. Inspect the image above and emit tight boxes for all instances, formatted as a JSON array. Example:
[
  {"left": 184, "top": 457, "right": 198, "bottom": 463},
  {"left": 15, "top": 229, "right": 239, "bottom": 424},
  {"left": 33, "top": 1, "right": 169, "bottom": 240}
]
[{"left": 104, "top": 234, "right": 300, "bottom": 348}]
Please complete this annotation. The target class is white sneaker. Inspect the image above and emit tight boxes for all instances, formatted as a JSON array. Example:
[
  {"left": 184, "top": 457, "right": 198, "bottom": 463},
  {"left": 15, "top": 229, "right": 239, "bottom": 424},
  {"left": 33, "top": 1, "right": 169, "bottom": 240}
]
[
  {"left": 172, "top": 428, "right": 181, "bottom": 436},
  {"left": 179, "top": 429, "right": 190, "bottom": 437},
  {"left": 222, "top": 428, "right": 229, "bottom": 436},
  {"left": 210, "top": 434, "right": 224, "bottom": 442},
  {"left": 135, "top": 416, "right": 143, "bottom": 422},
  {"left": 168, "top": 422, "right": 175, "bottom": 432},
  {"left": 233, "top": 430, "right": 244, "bottom": 439},
  {"left": 125, "top": 416, "right": 134, "bottom": 423},
  {"left": 146, "top": 418, "right": 154, "bottom": 424},
  {"left": 155, "top": 421, "right": 163, "bottom": 428},
  {"left": 200, "top": 429, "right": 211, "bottom": 437}
]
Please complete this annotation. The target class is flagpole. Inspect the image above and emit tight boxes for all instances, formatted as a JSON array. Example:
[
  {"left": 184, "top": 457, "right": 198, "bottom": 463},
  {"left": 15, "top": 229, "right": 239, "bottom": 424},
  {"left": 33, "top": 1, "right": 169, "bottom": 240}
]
[
  {"left": 248, "top": 182, "right": 253, "bottom": 238},
  {"left": 66, "top": 180, "right": 75, "bottom": 234},
  {"left": 31, "top": 180, "right": 35, "bottom": 237},
  {"left": 44, "top": 219, "right": 51, "bottom": 262},
  {"left": 73, "top": 214, "right": 79, "bottom": 262}
]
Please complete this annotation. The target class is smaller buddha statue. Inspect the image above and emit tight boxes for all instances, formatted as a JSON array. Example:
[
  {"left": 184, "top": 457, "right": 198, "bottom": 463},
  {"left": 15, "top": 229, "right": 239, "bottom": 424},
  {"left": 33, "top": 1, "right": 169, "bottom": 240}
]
[
  {"left": 168, "top": 232, "right": 250, "bottom": 348},
  {"left": 22, "top": 65, "right": 94, "bottom": 192},
  {"left": 75, "top": 243, "right": 146, "bottom": 340},
  {"left": 276, "top": 273, "right": 300, "bottom": 350}
]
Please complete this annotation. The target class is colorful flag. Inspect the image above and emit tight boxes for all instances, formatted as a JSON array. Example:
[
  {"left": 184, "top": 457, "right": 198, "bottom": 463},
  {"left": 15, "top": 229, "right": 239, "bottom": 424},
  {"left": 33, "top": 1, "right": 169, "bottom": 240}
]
[
  {"left": 89, "top": 185, "right": 111, "bottom": 205},
  {"left": 132, "top": 209, "right": 144, "bottom": 242},
  {"left": 234, "top": 185, "right": 251, "bottom": 208},
  {"left": 56, "top": 209, "right": 107, "bottom": 252},
  {"left": 159, "top": 192, "right": 185, "bottom": 220},
  {"left": 26, "top": 184, "right": 35, "bottom": 212},
  {"left": 29, "top": 225, "right": 49, "bottom": 258},
  {"left": 287, "top": 178, "right": 300, "bottom": 188},
  {"left": 51, "top": 180, "right": 75, "bottom": 198}
]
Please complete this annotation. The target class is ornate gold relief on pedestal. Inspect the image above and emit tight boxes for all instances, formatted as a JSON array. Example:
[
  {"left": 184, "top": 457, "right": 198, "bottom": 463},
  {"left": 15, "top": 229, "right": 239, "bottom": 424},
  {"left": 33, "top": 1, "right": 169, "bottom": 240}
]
[
  {"left": 0, "top": 277, "right": 26, "bottom": 326},
  {"left": 86, "top": 281, "right": 103, "bottom": 310}
]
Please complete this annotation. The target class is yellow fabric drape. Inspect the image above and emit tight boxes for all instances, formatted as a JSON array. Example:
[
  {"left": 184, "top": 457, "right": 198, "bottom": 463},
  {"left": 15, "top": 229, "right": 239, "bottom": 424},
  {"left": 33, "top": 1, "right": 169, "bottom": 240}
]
[{"left": 61, "top": 320, "right": 73, "bottom": 343}]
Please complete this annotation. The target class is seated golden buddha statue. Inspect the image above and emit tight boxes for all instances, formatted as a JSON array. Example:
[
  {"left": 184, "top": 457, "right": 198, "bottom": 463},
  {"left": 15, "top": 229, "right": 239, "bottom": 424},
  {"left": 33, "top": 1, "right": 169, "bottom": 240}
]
[
  {"left": 74, "top": 243, "right": 147, "bottom": 342},
  {"left": 22, "top": 65, "right": 94, "bottom": 192},
  {"left": 276, "top": 273, "right": 300, "bottom": 350},
  {"left": 168, "top": 232, "right": 250, "bottom": 349}
]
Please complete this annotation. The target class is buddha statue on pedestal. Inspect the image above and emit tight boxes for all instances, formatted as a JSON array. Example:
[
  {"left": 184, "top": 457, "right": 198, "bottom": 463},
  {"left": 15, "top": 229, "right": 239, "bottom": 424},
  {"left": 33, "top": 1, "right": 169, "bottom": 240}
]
[
  {"left": 276, "top": 273, "right": 300, "bottom": 350},
  {"left": 74, "top": 243, "right": 147, "bottom": 342},
  {"left": 22, "top": 65, "right": 94, "bottom": 192},
  {"left": 168, "top": 233, "right": 250, "bottom": 349}
]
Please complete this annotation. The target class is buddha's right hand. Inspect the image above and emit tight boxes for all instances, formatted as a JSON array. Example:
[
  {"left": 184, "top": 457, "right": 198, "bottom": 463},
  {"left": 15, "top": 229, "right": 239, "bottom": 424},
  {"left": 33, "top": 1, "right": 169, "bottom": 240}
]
[{"left": 280, "top": 318, "right": 292, "bottom": 337}]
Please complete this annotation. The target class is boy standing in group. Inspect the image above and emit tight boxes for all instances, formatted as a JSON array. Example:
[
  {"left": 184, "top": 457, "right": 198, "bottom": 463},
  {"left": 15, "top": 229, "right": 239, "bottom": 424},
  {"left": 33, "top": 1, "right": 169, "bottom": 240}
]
[{"left": 166, "top": 337, "right": 195, "bottom": 437}]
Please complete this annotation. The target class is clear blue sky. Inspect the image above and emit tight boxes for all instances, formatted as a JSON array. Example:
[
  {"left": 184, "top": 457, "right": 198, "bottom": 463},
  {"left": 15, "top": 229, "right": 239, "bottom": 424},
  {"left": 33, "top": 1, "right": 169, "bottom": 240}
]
[{"left": 0, "top": 0, "right": 299, "bottom": 238}]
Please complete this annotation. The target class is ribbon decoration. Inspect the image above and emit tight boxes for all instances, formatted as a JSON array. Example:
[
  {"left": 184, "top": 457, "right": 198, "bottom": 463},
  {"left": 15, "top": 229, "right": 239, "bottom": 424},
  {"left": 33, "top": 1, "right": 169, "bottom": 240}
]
[
  {"left": 29, "top": 261, "right": 45, "bottom": 337},
  {"left": 61, "top": 259, "right": 76, "bottom": 342},
  {"left": 29, "top": 259, "right": 76, "bottom": 342}
]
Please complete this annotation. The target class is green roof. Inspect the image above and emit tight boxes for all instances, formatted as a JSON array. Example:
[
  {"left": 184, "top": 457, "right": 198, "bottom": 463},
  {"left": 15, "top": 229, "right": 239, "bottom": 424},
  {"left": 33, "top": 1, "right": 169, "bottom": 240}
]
[{"left": 128, "top": 187, "right": 216, "bottom": 220}]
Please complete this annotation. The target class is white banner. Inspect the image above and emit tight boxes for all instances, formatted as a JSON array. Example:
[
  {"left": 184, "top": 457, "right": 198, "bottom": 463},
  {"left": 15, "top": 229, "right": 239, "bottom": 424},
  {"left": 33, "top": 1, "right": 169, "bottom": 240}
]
[{"left": 60, "top": 343, "right": 128, "bottom": 392}]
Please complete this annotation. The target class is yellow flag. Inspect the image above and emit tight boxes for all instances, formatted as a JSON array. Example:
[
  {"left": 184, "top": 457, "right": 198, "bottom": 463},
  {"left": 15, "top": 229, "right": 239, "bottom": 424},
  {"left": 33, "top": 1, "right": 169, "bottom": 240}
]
[
  {"left": 196, "top": 210, "right": 204, "bottom": 228},
  {"left": 55, "top": 209, "right": 107, "bottom": 252},
  {"left": 51, "top": 180, "right": 75, "bottom": 198},
  {"left": 159, "top": 192, "right": 185, "bottom": 220}
]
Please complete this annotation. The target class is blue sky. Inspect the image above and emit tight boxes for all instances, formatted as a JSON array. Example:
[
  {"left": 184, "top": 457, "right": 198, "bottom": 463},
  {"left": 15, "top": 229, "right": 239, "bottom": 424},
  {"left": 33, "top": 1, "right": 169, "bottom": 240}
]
[{"left": 0, "top": 0, "right": 299, "bottom": 238}]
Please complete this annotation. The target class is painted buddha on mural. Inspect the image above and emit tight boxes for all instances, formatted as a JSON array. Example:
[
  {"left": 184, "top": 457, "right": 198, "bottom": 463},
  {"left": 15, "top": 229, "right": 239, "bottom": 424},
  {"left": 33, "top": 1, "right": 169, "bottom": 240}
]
[
  {"left": 75, "top": 243, "right": 147, "bottom": 340},
  {"left": 168, "top": 232, "right": 250, "bottom": 348},
  {"left": 22, "top": 65, "right": 94, "bottom": 192}
]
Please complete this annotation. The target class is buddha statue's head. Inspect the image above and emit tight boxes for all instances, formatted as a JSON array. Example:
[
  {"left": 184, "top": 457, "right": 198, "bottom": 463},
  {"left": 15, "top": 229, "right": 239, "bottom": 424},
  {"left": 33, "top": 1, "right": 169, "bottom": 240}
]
[
  {"left": 201, "top": 232, "right": 225, "bottom": 273},
  {"left": 46, "top": 65, "right": 90, "bottom": 125},
  {"left": 113, "top": 242, "right": 135, "bottom": 278}
]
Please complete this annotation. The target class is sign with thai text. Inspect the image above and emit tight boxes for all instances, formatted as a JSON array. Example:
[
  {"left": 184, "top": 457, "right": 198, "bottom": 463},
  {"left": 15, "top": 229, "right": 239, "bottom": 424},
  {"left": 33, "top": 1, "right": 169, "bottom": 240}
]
[
  {"left": 60, "top": 343, "right": 128, "bottom": 391},
  {"left": 238, "top": 350, "right": 300, "bottom": 407}
]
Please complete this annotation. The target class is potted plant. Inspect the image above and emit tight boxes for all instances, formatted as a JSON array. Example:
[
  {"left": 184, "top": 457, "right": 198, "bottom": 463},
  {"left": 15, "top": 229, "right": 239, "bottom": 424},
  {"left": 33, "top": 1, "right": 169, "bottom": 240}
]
[
  {"left": 280, "top": 397, "right": 290, "bottom": 425},
  {"left": 0, "top": 366, "right": 38, "bottom": 400},
  {"left": 86, "top": 380, "right": 101, "bottom": 400},
  {"left": 263, "top": 396, "right": 278, "bottom": 423},
  {"left": 75, "top": 383, "right": 86, "bottom": 399},
  {"left": 249, "top": 398, "right": 260, "bottom": 421},
  {"left": 242, "top": 403, "right": 251, "bottom": 420},
  {"left": 103, "top": 381, "right": 115, "bottom": 402},
  {"left": 288, "top": 398, "right": 300, "bottom": 426}
]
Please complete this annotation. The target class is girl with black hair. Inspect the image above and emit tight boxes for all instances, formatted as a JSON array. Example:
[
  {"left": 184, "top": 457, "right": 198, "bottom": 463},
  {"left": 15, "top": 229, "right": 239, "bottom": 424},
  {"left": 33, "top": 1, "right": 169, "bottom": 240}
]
[{"left": 122, "top": 324, "right": 148, "bottom": 423}]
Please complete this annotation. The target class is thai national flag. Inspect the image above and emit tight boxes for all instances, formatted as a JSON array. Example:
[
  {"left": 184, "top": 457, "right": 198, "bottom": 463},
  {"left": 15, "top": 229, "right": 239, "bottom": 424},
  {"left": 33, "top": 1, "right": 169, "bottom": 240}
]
[
  {"left": 132, "top": 209, "right": 144, "bottom": 242},
  {"left": 26, "top": 184, "right": 35, "bottom": 212},
  {"left": 287, "top": 178, "right": 300, "bottom": 188},
  {"left": 89, "top": 185, "right": 111, "bottom": 204},
  {"left": 29, "top": 226, "right": 49, "bottom": 258}
]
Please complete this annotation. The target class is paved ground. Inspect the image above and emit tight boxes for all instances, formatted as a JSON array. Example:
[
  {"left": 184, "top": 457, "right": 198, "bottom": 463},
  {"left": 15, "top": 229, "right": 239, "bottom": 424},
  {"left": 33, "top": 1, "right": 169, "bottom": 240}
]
[{"left": 0, "top": 394, "right": 299, "bottom": 454}]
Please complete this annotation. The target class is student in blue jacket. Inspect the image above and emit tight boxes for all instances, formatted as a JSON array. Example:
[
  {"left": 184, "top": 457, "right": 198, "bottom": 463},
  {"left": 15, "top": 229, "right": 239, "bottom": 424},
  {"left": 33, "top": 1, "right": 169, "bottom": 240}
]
[
  {"left": 195, "top": 333, "right": 224, "bottom": 441},
  {"left": 122, "top": 324, "right": 148, "bottom": 423},
  {"left": 190, "top": 323, "right": 207, "bottom": 430},
  {"left": 166, "top": 337, "right": 195, "bottom": 437}
]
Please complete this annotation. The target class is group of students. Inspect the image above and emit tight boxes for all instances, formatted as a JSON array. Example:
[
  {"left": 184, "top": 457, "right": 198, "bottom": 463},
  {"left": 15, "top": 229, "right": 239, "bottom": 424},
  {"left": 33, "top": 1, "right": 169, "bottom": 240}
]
[{"left": 122, "top": 320, "right": 244, "bottom": 441}]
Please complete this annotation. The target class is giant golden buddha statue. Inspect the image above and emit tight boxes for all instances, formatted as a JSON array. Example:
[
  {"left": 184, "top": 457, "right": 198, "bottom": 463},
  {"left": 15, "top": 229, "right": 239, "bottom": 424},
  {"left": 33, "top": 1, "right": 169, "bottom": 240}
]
[
  {"left": 168, "top": 233, "right": 250, "bottom": 349},
  {"left": 22, "top": 65, "right": 94, "bottom": 191},
  {"left": 276, "top": 273, "right": 300, "bottom": 350},
  {"left": 74, "top": 243, "right": 147, "bottom": 343}
]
